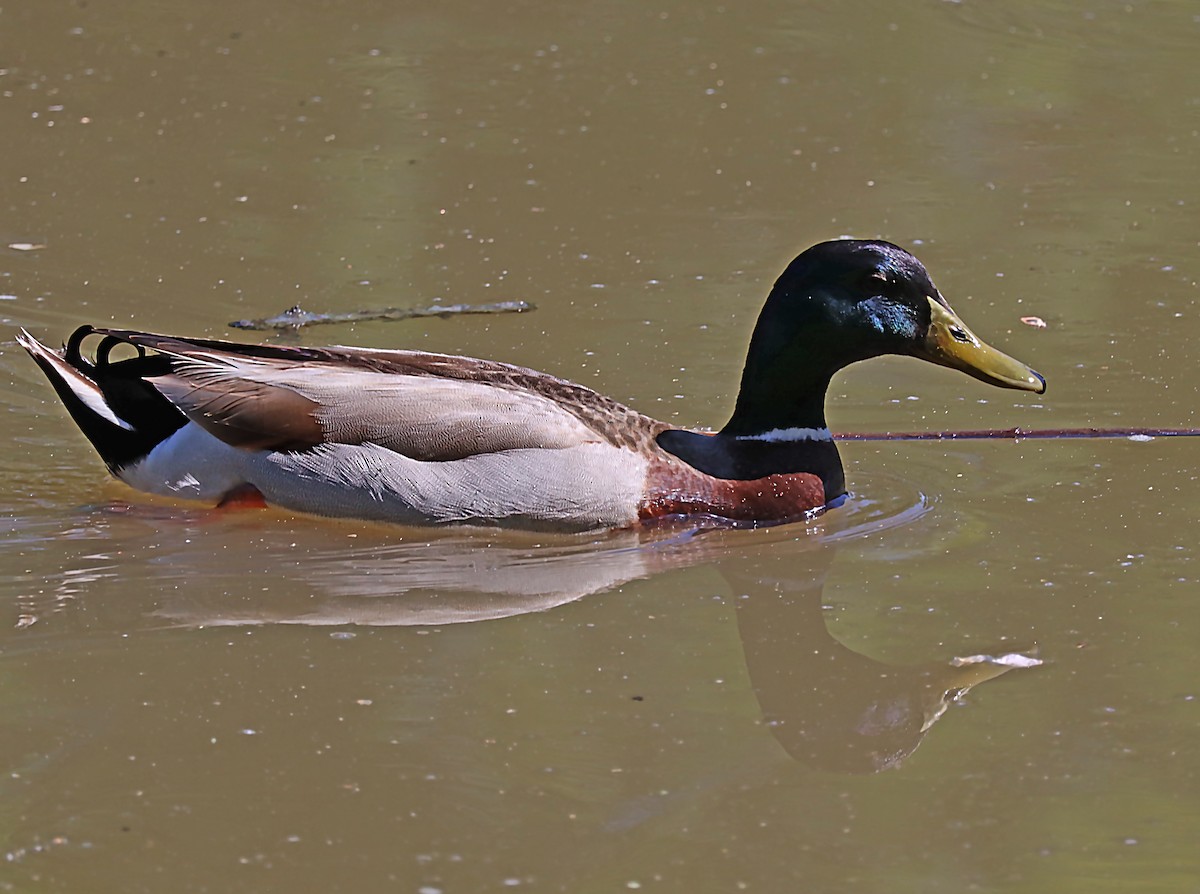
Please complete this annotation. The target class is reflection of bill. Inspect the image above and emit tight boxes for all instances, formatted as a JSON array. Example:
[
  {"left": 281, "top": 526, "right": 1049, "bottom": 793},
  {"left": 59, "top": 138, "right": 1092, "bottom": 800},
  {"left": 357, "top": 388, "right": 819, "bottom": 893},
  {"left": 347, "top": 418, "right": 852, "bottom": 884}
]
[{"left": 153, "top": 500, "right": 1038, "bottom": 774}]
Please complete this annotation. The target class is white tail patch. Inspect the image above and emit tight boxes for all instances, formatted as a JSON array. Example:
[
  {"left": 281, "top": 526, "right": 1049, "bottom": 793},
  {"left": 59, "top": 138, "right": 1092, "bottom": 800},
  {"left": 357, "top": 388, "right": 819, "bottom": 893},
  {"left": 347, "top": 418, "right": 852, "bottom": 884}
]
[
  {"left": 735, "top": 426, "right": 832, "bottom": 443},
  {"left": 69, "top": 375, "right": 137, "bottom": 431},
  {"left": 16, "top": 329, "right": 136, "bottom": 430}
]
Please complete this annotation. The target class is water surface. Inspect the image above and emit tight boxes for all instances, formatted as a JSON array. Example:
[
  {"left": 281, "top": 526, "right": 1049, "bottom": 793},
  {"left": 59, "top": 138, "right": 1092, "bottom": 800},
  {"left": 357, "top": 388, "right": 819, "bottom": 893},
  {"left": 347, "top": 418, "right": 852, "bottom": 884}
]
[{"left": 2, "top": 1, "right": 1198, "bottom": 891}]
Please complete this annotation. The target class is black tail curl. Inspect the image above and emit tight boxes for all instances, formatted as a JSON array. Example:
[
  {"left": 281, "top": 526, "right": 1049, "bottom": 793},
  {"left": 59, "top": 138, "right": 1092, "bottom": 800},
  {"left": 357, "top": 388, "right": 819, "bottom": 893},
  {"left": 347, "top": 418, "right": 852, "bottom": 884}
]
[{"left": 27, "top": 326, "right": 186, "bottom": 472}]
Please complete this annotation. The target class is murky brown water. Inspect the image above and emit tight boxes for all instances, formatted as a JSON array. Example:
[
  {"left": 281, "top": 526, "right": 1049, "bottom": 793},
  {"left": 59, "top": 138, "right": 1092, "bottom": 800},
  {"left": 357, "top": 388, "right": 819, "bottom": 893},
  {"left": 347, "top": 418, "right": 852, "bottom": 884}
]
[{"left": 3, "top": 1, "right": 1198, "bottom": 891}]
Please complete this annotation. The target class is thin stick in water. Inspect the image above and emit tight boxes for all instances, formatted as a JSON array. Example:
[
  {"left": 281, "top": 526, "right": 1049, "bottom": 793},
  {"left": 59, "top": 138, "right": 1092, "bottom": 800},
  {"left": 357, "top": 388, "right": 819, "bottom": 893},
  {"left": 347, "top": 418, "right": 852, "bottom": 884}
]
[
  {"left": 836, "top": 427, "right": 1200, "bottom": 441},
  {"left": 230, "top": 300, "right": 533, "bottom": 332}
]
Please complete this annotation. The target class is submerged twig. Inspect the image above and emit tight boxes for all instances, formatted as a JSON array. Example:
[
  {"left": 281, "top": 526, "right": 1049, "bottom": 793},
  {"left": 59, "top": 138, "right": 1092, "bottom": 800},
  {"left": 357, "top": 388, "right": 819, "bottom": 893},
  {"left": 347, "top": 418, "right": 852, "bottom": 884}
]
[
  {"left": 230, "top": 300, "right": 533, "bottom": 332},
  {"left": 837, "top": 427, "right": 1200, "bottom": 441}
]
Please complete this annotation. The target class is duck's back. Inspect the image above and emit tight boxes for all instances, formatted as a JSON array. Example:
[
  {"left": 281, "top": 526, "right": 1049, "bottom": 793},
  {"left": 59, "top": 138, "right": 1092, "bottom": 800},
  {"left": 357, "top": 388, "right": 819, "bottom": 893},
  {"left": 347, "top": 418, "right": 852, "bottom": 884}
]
[{"left": 21, "top": 327, "right": 672, "bottom": 531}]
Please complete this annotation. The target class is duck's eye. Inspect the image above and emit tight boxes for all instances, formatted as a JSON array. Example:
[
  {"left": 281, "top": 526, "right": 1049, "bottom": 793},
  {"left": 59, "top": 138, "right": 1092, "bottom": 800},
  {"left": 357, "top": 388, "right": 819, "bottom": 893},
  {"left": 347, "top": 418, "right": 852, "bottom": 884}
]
[{"left": 948, "top": 325, "right": 972, "bottom": 344}]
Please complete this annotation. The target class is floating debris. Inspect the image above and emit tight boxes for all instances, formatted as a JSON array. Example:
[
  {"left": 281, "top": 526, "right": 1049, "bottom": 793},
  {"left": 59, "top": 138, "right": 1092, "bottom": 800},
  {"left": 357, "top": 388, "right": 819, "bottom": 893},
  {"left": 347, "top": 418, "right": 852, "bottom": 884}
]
[
  {"left": 229, "top": 300, "right": 533, "bottom": 332},
  {"left": 1019, "top": 315, "right": 1047, "bottom": 328},
  {"left": 951, "top": 652, "right": 1043, "bottom": 668},
  {"left": 7, "top": 242, "right": 47, "bottom": 252}
]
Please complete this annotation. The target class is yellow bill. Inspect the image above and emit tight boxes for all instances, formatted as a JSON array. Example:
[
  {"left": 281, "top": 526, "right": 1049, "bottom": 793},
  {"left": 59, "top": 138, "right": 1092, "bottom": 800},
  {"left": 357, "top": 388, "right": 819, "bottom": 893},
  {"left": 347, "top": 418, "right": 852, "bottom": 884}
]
[{"left": 920, "top": 296, "right": 1046, "bottom": 393}]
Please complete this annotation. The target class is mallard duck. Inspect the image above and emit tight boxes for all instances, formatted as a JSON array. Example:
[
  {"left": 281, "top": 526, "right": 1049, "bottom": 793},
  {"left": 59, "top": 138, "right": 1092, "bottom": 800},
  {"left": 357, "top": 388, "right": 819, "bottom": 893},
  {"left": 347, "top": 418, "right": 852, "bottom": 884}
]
[{"left": 18, "top": 240, "right": 1044, "bottom": 532}]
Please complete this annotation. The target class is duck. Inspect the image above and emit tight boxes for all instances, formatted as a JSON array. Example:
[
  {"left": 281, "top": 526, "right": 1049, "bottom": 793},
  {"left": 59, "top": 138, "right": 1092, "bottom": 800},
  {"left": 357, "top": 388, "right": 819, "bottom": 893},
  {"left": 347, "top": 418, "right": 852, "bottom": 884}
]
[{"left": 18, "top": 239, "right": 1045, "bottom": 532}]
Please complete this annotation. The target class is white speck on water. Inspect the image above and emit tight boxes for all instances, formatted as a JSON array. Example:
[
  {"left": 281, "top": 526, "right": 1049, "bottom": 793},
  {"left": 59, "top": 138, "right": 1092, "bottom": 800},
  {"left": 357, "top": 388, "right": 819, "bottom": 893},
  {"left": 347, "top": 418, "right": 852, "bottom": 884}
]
[{"left": 953, "top": 653, "right": 1043, "bottom": 668}]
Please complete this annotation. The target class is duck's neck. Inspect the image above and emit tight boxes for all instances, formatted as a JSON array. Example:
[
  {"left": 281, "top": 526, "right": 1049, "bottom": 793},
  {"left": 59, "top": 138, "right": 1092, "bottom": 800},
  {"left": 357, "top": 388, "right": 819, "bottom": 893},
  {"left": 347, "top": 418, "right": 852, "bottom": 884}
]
[
  {"left": 654, "top": 289, "right": 850, "bottom": 501},
  {"left": 722, "top": 279, "right": 855, "bottom": 439},
  {"left": 722, "top": 365, "right": 844, "bottom": 500},
  {"left": 721, "top": 371, "right": 832, "bottom": 440},
  {"left": 656, "top": 363, "right": 845, "bottom": 501},
  {"left": 656, "top": 421, "right": 845, "bottom": 504}
]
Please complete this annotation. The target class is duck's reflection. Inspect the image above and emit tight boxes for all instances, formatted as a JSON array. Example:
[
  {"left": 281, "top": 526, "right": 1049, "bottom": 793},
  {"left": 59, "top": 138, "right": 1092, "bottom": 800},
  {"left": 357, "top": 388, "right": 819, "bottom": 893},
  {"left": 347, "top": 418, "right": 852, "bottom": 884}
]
[
  {"left": 729, "top": 547, "right": 1037, "bottom": 773},
  {"left": 151, "top": 500, "right": 1039, "bottom": 774}
]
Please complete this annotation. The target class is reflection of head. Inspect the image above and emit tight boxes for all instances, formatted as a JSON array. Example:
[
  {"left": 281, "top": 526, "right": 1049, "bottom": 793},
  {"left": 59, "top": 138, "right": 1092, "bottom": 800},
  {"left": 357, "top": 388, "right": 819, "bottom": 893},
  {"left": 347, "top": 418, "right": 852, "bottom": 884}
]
[
  {"left": 735, "top": 557, "right": 1039, "bottom": 774},
  {"left": 764, "top": 687, "right": 927, "bottom": 774},
  {"left": 763, "top": 654, "right": 1037, "bottom": 774}
]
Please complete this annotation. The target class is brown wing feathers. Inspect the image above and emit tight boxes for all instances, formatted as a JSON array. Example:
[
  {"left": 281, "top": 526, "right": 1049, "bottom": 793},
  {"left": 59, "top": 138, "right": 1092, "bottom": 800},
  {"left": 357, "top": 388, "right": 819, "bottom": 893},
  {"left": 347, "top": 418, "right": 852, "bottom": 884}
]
[
  {"left": 149, "top": 368, "right": 325, "bottom": 451},
  {"left": 85, "top": 329, "right": 325, "bottom": 451},
  {"left": 85, "top": 328, "right": 645, "bottom": 458}
]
